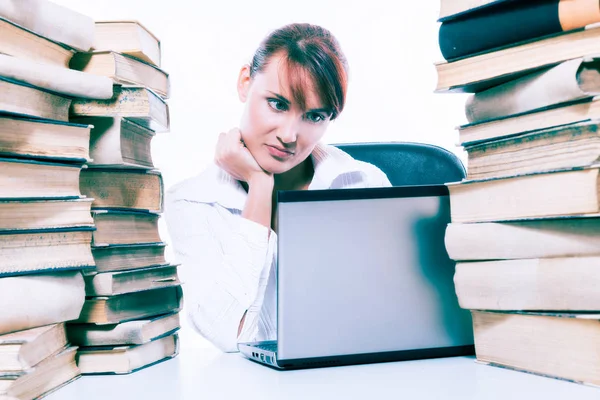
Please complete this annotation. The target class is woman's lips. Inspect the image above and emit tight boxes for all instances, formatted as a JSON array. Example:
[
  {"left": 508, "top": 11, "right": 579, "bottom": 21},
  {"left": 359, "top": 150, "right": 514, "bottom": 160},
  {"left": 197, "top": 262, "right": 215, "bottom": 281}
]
[{"left": 266, "top": 145, "right": 294, "bottom": 159}]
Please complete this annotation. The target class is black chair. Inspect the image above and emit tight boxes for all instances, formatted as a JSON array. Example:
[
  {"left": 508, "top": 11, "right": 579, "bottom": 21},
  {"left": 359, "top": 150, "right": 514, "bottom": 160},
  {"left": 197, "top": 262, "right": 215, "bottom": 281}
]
[{"left": 334, "top": 142, "right": 466, "bottom": 186}]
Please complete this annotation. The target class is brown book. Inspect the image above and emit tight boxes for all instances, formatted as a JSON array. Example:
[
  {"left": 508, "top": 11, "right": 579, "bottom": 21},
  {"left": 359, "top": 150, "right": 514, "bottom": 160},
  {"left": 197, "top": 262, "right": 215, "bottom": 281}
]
[
  {"left": 435, "top": 24, "right": 600, "bottom": 93},
  {"left": 76, "top": 333, "right": 178, "bottom": 375},
  {"left": 0, "top": 323, "right": 67, "bottom": 372},
  {"left": 445, "top": 217, "right": 600, "bottom": 261},
  {"left": 0, "top": 17, "right": 73, "bottom": 67},
  {"left": 72, "top": 117, "right": 155, "bottom": 169},
  {"left": 70, "top": 52, "right": 170, "bottom": 98},
  {"left": 68, "top": 313, "right": 180, "bottom": 346},
  {"left": 472, "top": 311, "right": 600, "bottom": 387},
  {"left": 0, "top": 347, "right": 80, "bottom": 399},
  {"left": 448, "top": 167, "right": 600, "bottom": 223},
  {"left": 70, "top": 85, "right": 169, "bottom": 132},
  {"left": 80, "top": 169, "right": 163, "bottom": 212},
  {"left": 91, "top": 210, "right": 161, "bottom": 247},
  {"left": 84, "top": 264, "right": 180, "bottom": 296},
  {"left": 0, "top": 77, "right": 71, "bottom": 121},
  {"left": 76, "top": 285, "right": 183, "bottom": 325},
  {"left": 0, "top": 198, "right": 94, "bottom": 231},
  {"left": 0, "top": 229, "right": 94, "bottom": 277},
  {"left": 0, "top": 115, "right": 91, "bottom": 162},
  {"left": 458, "top": 98, "right": 600, "bottom": 145},
  {"left": 0, "top": 271, "right": 85, "bottom": 335},
  {"left": 464, "top": 122, "right": 600, "bottom": 180},
  {"left": 455, "top": 256, "right": 600, "bottom": 310},
  {"left": 93, "top": 21, "right": 161, "bottom": 67},
  {"left": 91, "top": 243, "right": 167, "bottom": 274},
  {"left": 0, "top": 158, "right": 83, "bottom": 199}
]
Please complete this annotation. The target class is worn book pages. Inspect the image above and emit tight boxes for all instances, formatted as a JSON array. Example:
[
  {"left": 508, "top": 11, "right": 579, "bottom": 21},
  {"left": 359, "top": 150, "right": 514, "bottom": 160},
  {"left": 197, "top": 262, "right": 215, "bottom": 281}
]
[
  {"left": 465, "top": 58, "right": 600, "bottom": 123},
  {"left": 0, "top": 54, "right": 113, "bottom": 100},
  {"left": 0, "top": 0, "right": 94, "bottom": 50},
  {"left": 0, "top": 272, "right": 85, "bottom": 335}
]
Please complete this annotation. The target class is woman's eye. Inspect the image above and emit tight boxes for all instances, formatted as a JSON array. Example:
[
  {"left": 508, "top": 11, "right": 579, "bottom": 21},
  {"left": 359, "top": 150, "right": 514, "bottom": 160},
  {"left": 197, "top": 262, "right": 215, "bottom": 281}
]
[
  {"left": 306, "top": 113, "right": 325, "bottom": 123},
  {"left": 268, "top": 99, "right": 287, "bottom": 111}
]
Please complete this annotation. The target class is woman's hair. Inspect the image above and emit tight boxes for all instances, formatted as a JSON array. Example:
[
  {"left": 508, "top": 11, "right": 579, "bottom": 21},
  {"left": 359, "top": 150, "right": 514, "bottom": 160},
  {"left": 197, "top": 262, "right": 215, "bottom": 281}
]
[{"left": 250, "top": 23, "right": 349, "bottom": 120}]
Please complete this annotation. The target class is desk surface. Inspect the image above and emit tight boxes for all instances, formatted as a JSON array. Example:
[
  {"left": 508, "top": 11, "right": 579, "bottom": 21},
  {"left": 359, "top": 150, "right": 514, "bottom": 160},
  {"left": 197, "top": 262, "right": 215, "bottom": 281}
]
[{"left": 47, "top": 344, "right": 599, "bottom": 400}]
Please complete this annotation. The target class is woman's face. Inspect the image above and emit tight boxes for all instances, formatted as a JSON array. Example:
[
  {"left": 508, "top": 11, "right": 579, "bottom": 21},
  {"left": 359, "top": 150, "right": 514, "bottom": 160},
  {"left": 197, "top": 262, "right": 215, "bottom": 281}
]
[{"left": 237, "top": 53, "right": 332, "bottom": 175}]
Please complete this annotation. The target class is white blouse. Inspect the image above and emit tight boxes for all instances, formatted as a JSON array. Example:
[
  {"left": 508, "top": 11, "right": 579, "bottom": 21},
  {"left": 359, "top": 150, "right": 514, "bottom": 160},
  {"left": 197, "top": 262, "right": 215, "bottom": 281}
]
[{"left": 165, "top": 143, "right": 391, "bottom": 352}]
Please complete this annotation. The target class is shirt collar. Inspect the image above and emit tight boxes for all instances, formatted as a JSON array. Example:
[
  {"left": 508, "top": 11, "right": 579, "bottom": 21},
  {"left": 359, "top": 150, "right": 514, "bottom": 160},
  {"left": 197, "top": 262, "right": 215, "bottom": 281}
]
[{"left": 177, "top": 142, "right": 365, "bottom": 210}]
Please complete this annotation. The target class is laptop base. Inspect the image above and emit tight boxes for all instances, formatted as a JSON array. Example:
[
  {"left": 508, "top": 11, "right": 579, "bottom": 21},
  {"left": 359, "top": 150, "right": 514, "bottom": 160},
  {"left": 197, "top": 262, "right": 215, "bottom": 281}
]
[{"left": 239, "top": 341, "right": 475, "bottom": 371}]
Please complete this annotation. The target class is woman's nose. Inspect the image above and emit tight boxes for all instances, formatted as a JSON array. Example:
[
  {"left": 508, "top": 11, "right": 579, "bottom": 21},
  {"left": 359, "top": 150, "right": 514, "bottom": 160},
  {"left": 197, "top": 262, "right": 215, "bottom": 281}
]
[{"left": 277, "top": 118, "right": 298, "bottom": 144}]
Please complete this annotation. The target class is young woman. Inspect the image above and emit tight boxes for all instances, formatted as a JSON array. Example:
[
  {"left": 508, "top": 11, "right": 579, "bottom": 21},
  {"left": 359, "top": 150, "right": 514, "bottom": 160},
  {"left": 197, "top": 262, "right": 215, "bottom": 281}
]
[{"left": 166, "top": 23, "right": 391, "bottom": 352}]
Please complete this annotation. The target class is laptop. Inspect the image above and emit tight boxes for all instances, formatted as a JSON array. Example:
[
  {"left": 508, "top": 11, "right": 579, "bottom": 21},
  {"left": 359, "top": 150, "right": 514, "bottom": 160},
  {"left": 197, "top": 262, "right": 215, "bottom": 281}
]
[{"left": 238, "top": 185, "right": 474, "bottom": 370}]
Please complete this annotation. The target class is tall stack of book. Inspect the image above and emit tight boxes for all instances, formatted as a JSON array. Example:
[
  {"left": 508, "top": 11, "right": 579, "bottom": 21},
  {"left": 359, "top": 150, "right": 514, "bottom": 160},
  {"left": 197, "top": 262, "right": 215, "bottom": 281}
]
[
  {"left": 66, "top": 20, "right": 182, "bottom": 376},
  {"left": 436, "top": 0, "right": 600, "bottom": 387},
  {"left": 0, "top": 1, "right": 113, "bottom": 398}
]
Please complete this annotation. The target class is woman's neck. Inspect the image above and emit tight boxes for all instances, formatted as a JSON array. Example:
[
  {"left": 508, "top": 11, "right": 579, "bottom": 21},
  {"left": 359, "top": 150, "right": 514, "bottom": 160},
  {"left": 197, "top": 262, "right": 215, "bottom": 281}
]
[{"left": 274, "top": 157, "right": 314, "bottom": 191}]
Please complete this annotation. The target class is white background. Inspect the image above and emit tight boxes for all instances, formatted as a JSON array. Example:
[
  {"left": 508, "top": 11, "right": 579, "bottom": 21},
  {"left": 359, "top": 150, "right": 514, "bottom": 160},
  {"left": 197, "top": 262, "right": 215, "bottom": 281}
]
[{"left": 53, "top": 0, "right": 469, "bottom": 349}]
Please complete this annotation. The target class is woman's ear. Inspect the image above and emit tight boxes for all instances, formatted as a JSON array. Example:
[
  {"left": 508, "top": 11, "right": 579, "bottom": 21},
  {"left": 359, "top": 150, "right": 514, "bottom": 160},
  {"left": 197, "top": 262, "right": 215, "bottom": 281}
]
[{"left": 237, "top": 64, "right": 252, "bottom": 102}]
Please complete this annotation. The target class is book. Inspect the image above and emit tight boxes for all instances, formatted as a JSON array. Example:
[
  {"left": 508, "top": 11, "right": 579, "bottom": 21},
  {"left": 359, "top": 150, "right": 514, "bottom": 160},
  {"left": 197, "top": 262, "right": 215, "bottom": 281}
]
[
  {"left": 0, "top": 0, "right": 94, "bottom": 51},
  {"left": 438, "top": 0, "right": 510, "bottom": 21},
  {"left": 0, "top": 115, "right": 91, "bottom": 163},
  {"left": 455, "top": 256, "right": 600, "bottom": 310},
  {"left": 447, "top": 167, "right": 600, "bottom": 223},
  {"left": 445, "top": 217, "right": 600, "bottom": 261},
  {"left": 439, "top": 0, "right": 600, "bottom": 60},
  {"left": 0, "top": 228, "right": 94, "bottom": 277},
  {"left": 76, "top": 285, "right": 183, "bottom": 325},
  {"left": 80, "top": 169, "right": 163, "bottom": 212},
  {"left": 0, "top": 346, "right": 80, "bottom": 400},
  {"left": 465, "top": 58, "right": 600, "bottom": 124},
  {"left": 0, "top": 198, "right": 94, "bottom": 231},
  {"left": 0, "top": 16, "right": 73, "bottom": 68},
  {"left": 70, "top": 52, "right": 170, "bottom": 98},
  {"left": 0, "top": 323, "right": 67, "bottom": 372},
  {"left": 472, "top": 310, "right": 600, "bottom": 387},
  {"left": 0, "top": 54, "right": 113, "bottom": 100},
  {"left": 458, "top": 97, "right": 600, "bottom": 145},
  {"left": 464, "top": 122, "right": 600, "bottom": 180},
  {"left": 0, "top": 271, "right": 85, "bottom": 335},
  {"left": 91, "top": 243, "right": 167, "bottom": 274},
  {"left": 68, "top": 313, "right": 180, "bottom": 346},
  {"left": 0, "top": 158, "right": 83, "bottom": 199},
  {"left": 435, "top": 24, "right": 600, "bottom": 93},
  {"left": 76, "top": 333, "right": 178, "bottom": 375},
  {"left": 91, "top": 210, "right": 161, "bottom": 247},
  {"left": 70, "top": 85, "right": 169, "bottom": 132},
  {"left": 93, "top": 21, "right": 161, "bottom": 67},
  {"left": 71, "top": 117, "right": 155, "bottom": 169},
  {"left": 84, "top": 264, "right": 180, "bottom": 296},
  {"left": 0, "top": 77, "right": 71, "bottom": 121}
]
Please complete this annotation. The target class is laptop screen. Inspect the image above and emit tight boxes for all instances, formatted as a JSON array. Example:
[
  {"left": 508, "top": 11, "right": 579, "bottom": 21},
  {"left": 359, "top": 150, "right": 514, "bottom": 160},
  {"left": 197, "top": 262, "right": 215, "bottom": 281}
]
[{"left": 275, "top": 186, "right": 473, "bottom": 361}]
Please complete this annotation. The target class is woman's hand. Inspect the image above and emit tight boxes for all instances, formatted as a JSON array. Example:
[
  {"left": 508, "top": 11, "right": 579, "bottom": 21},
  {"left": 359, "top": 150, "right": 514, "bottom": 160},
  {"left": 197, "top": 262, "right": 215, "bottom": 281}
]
[{"left": 215, "top": 128, "right": 271, "bottom": 184}]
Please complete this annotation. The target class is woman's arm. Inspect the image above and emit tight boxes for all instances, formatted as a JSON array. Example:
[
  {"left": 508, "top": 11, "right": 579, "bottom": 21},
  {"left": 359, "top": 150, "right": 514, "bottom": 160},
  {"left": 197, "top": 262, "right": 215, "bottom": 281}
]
[{"left": 165, "top": 198, "right": 276, "bottom": 352}]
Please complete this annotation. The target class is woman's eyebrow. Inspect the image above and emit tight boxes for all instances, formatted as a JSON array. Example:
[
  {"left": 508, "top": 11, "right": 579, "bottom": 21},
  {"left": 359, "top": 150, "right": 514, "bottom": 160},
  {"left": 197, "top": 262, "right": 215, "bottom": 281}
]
[
  {"left": 267, "top": 91, "right": 330, "bottom": 114},
  {"left": 267, "top": 91, "right": 291, "bottom": 105}
]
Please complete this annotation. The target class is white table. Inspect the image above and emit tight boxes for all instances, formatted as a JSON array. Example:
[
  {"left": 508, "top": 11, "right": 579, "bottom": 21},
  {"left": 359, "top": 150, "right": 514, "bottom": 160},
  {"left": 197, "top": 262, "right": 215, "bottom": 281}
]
[{"left": 48, "top": 344, "right": 599, "bottom": 400}]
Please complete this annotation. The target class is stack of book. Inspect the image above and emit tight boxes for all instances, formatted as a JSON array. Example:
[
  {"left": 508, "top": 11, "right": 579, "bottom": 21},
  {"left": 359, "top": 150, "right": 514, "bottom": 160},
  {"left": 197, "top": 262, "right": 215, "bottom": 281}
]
[
  {"left": 0, "top": 2, "right": 109, "bottom": 398},
  {"left": 66, "top": 20, "right": 182, "bottom": 376},
  {"left": 436, "top": 0, "right": 600, "bottom": 387}
]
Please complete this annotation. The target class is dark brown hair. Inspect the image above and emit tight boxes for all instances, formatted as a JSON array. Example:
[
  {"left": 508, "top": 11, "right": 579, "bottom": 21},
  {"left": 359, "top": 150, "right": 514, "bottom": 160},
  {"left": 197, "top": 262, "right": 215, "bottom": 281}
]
[{"left": 249, "top": 23, "right": 349, "bottom": 120}]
